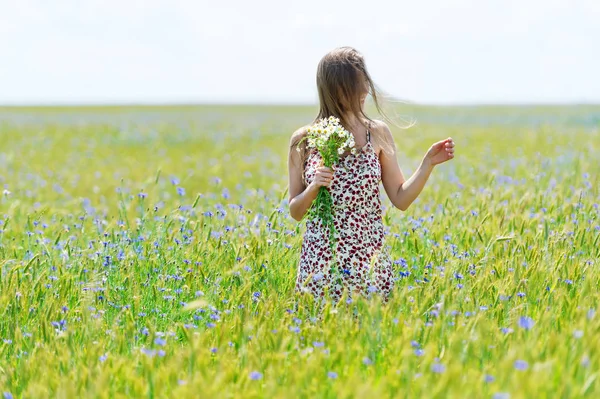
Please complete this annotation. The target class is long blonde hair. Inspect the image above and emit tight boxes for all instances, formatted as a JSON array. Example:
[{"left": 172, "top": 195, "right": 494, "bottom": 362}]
[
  {"left": 293, "top": 47, "right": 407, "bottom": 164},
  {"left": 315, "top": 47, "right": 386, "bottom": 131}
]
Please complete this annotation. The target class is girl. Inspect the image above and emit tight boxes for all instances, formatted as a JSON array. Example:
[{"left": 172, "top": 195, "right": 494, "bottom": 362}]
[{"left": 288, "top": 47, "right": 455, "bottom": 303}]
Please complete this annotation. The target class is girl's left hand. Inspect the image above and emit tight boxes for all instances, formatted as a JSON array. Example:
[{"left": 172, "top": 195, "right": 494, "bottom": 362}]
[{"left": 424, "top": 137, "right": 455, "bottom": 166}]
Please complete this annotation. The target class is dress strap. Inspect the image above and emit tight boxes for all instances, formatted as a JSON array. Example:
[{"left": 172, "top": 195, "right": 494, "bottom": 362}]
[{"left": 366, "top": 121, "right": 371, "bottom": 143}]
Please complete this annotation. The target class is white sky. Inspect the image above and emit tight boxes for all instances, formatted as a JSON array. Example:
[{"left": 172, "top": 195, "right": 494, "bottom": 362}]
[{"left": 0, "top": 0, "right": 599, "bottom": 105}]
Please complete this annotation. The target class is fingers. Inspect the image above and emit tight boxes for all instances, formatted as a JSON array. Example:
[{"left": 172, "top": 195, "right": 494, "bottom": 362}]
[
  {"left": 316, "top": 167, "right": 334, "bottom": 179},
  {"left": 315, "top": 176, "right": 333, "bottom": 187},
  {"left": 444, "top": 137, "right": 455, "bottom": 159},
  {"left": 315, "top": 166, "right": 335, "bottom": 187},
  {"left": 317, "top": 166, "right": 334, "bottom": 174}
]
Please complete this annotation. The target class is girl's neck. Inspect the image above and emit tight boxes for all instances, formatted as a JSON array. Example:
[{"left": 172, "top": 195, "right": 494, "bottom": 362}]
[{"left": 343, "top": 113, "right": 366, "bottom": 130}]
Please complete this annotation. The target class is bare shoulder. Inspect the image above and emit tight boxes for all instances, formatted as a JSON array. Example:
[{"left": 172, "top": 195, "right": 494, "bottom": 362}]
[
  {"left": 369, "top": 119, "right": 393, "bottom": 140},
  {"left": 290, "top": 125, "right": 310, "bottom": 147},
  {"left": 369, "top": 119, "right": 396, "bottom": 154}
]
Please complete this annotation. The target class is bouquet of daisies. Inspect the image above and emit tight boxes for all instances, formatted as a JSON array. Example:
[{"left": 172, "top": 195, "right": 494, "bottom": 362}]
[{"left": 298, "top": 116, "right": 357, "bottom": 249}]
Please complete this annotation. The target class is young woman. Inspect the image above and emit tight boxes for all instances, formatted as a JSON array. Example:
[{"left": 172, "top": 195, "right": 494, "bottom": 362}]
[{"left": 288, "top": 47, "right": 455, "bottom": 303}]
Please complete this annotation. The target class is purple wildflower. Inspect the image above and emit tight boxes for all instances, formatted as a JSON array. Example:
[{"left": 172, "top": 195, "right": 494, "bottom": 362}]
[
  {"left": 327, "top": 371, "right": 338, "bottom": 379},
  {"left": 249, "top": 371, "right": 263, "bottom": 380},
  {"left": 514, "top": 360, "right": 528, "bottom": 370},
  {"left": 141, "top": 348, "right": 156, "bottom": 357},
  {"left": 431, "top": 363, "right": 445, "bottom": 373},
  {"left": 587, "top": 309, "right": 595, "bottom": 320},
  {"left": 518, "top": 316, "right": 535, "bottom": 330}
]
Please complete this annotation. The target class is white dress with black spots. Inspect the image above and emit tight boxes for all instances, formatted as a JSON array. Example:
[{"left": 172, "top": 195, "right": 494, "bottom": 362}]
[{"left": 296, "top": 128, "right": 394, "bottom": 302}]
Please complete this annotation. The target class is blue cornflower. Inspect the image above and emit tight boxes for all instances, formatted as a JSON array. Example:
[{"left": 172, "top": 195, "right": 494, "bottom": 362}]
[
  {"left": 154, "top": 337, "right": 167, "bottom": 346},
  {"left": 211, "top": 347, "right": 218, "bottom": 354},
  {"left": 99, "top": 354, "right": 108, "bottom": 363},
  {"left": 3, "top": 393, "right": 14, "bottom": 399},
  {"left": 414, "top": 349, "right": 424, "bottom": 356},
  {"left": 514, "top": 360, "right": 528, "bottom": 370},
  {"left": 363, "top": 357, "right": 373, "bottom": 365},
  {"left": 327, "top": 371, "right": 338, "bottom": 379},
  {"left": 249, "top": 371, "right": 263, "bottom": 380},
  {"left": 313, "top": 341, "right": 325, "bottom": 347},
  {"left": 141, "top": 348, "right": 156, "bottom": 357},
  {"left": 177, "top": 187, "right": 186, "bottom": 196},
  {"left": 492, "top": 393, "right": 510, "bottom": 399},
  {"left": 484, "top": 374, "right": 495, "bottom": 383},
  {"left": 588, "top": 309, "right": 596, "bottom": 320},
  {"left": 518, "top": 316, "right": 535, "bottom": 330},
  {"left": 431, "top": 363, "right": 445, "bottom": 373}
]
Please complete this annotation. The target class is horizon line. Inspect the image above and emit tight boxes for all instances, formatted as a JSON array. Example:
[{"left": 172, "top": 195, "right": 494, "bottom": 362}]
[{"left": 1, "top": 100, "right": 600, "bottom": 108}]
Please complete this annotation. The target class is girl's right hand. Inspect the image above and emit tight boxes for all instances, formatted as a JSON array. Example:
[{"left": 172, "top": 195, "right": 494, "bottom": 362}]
[{"left": 309, "top": 166, "right": 335, "bottom": 191}]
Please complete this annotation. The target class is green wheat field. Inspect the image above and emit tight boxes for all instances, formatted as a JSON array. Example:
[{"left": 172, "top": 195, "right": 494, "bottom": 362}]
[{"left": 0, "top": 105, "right": 599, "bottom": 398}]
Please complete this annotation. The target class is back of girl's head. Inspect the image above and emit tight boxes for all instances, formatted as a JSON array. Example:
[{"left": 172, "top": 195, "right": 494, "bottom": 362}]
[{"left": 315, "top": 47, "right": 382, "bottom": 129}]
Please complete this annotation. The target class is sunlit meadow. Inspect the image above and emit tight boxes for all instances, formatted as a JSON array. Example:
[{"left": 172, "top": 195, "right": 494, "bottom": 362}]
[{"left": 0, "top": 105, "right": 599, "bottom": 398}]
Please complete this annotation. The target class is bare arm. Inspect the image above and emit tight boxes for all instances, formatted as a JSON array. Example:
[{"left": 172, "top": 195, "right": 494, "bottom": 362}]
[
  {"left": 378, "top": 121, "right": 455, "bottom": 211},
  {"left": 288, "top": 128, "right": 334, "bottom": 221}
]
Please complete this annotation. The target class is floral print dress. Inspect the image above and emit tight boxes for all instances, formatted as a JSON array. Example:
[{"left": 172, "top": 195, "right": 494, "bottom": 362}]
[{"left": 296, "top": 128, "right": 395, "bottom": 302}]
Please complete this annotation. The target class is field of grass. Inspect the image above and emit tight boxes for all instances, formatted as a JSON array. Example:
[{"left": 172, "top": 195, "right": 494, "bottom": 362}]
[{"left": 0, "top": 105, "right": 599, "bottom": 398}]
